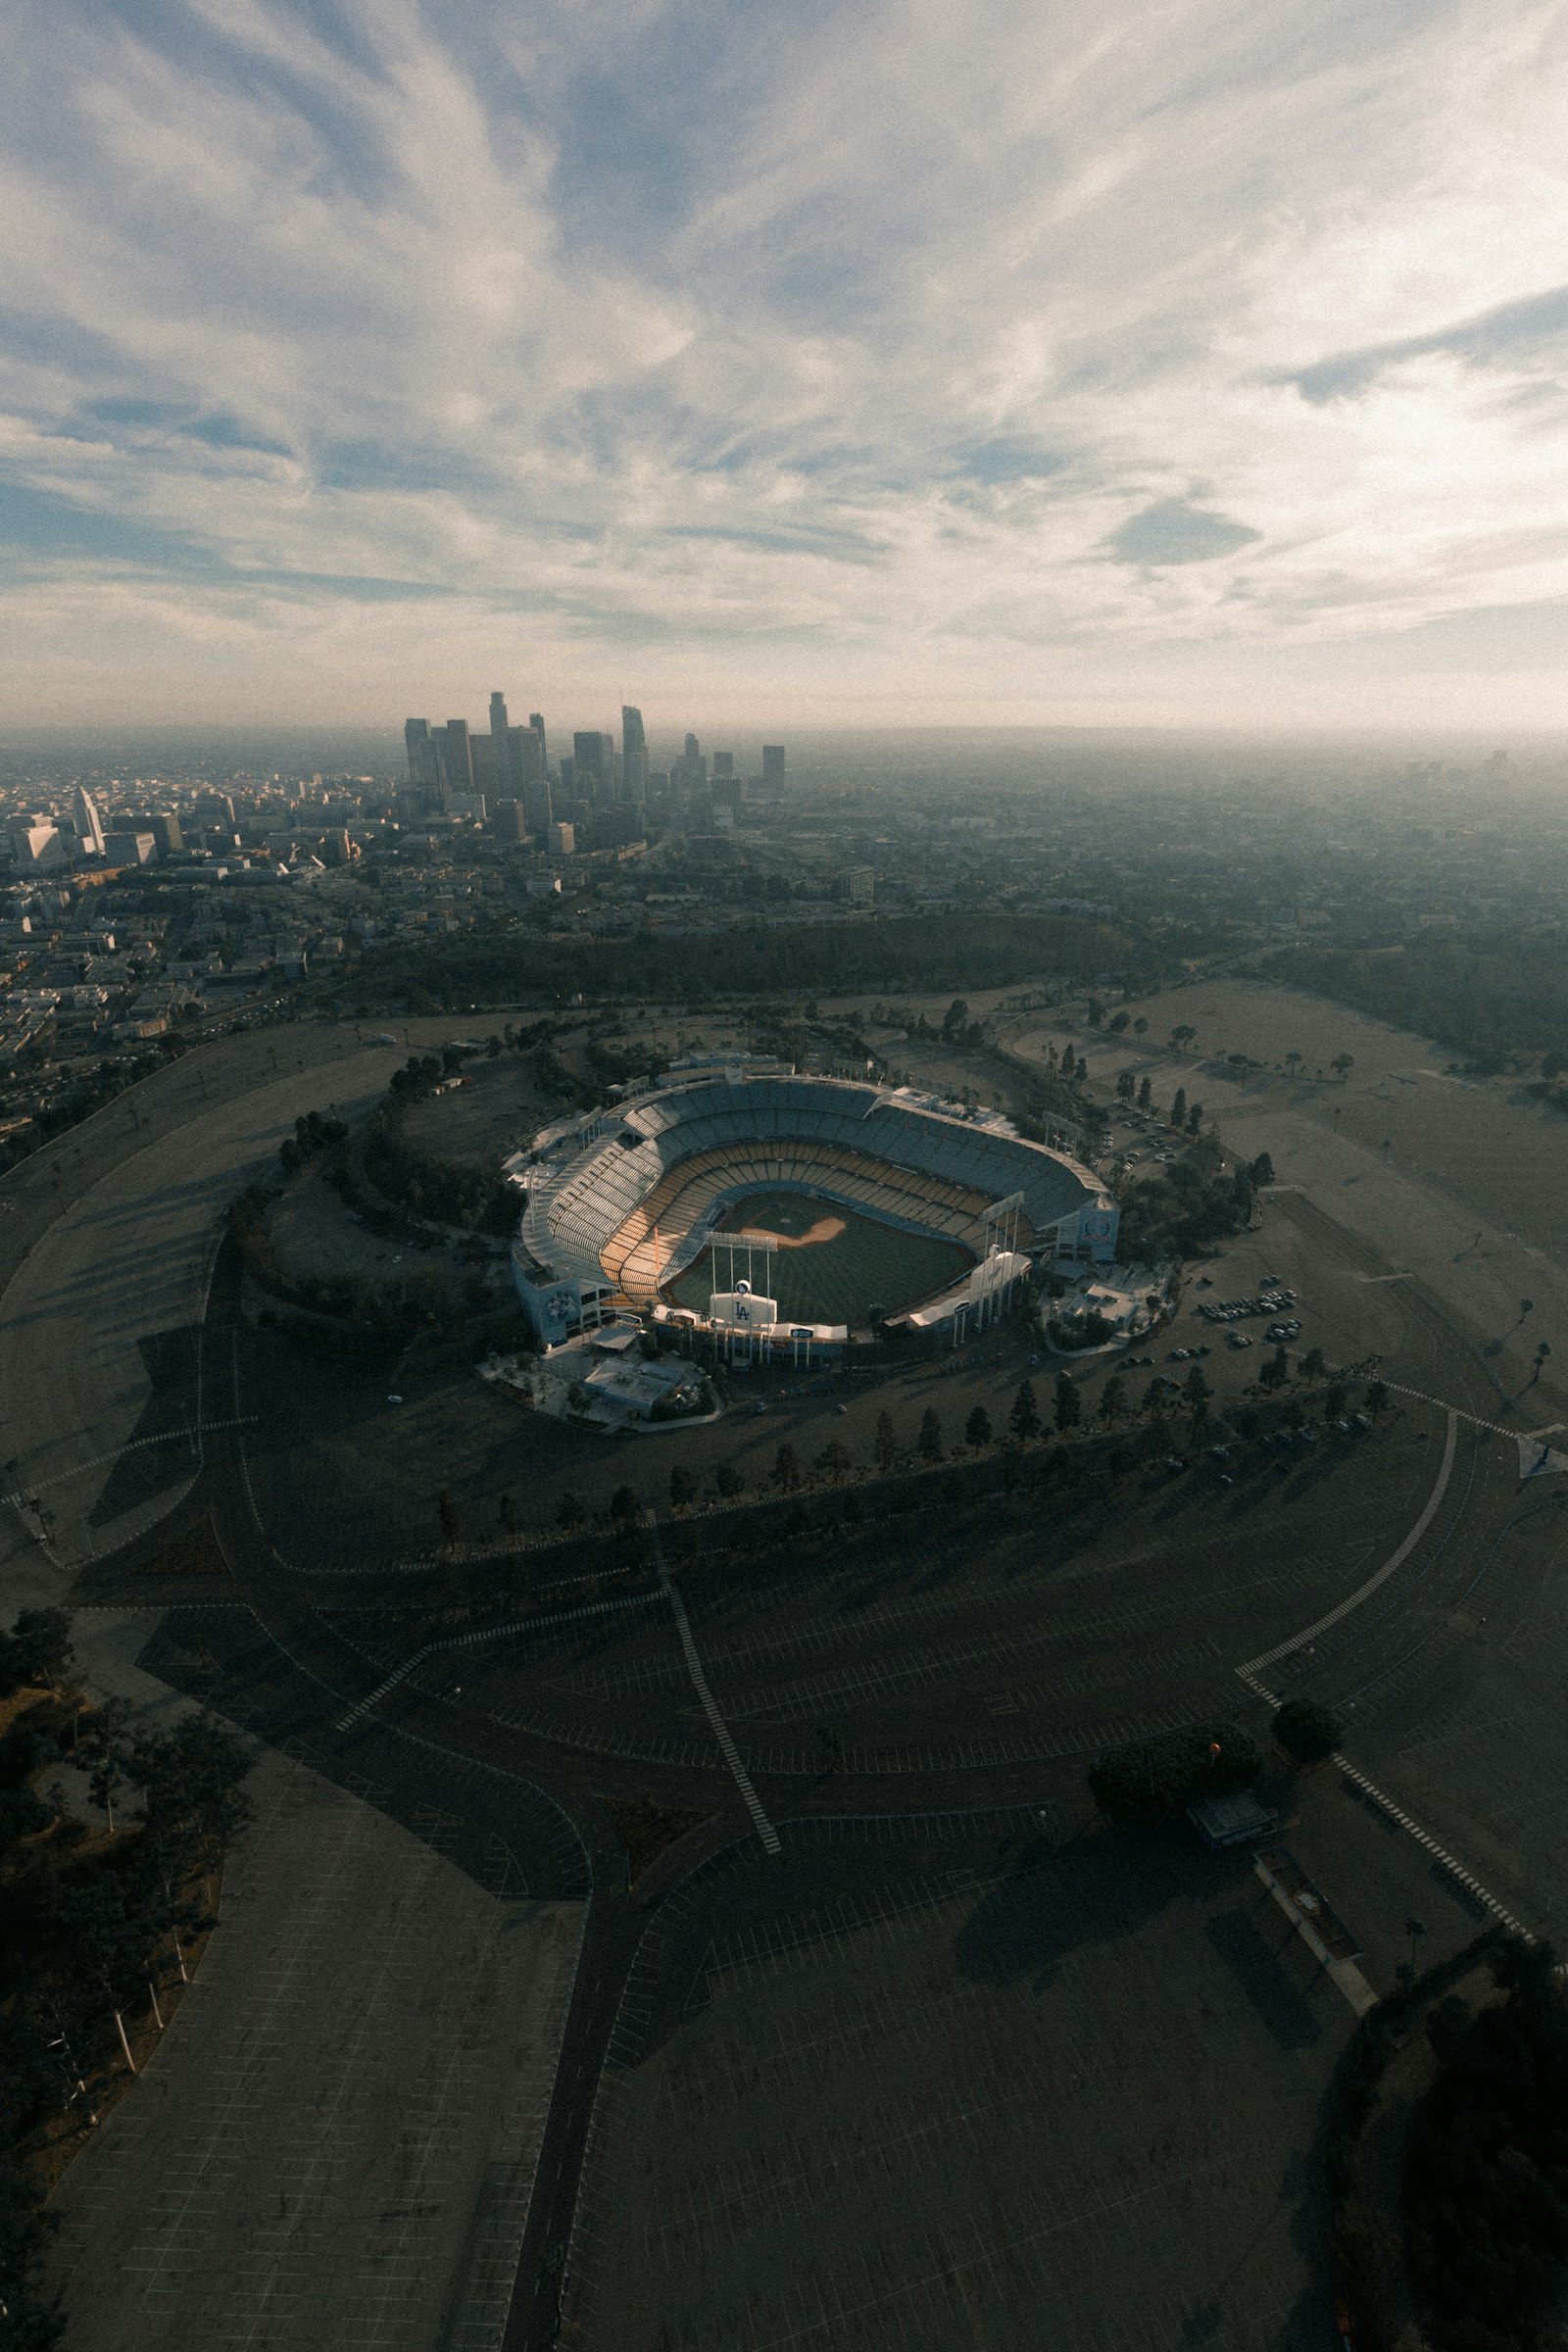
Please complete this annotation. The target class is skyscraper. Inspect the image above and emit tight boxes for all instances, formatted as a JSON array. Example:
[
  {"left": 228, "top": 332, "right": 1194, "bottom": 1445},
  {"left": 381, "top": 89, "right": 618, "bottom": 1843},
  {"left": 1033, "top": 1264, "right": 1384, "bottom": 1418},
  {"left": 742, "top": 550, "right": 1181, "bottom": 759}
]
[
  {"left": 620, "top": 706, "right": 648, "bottom": 801},
  {"left": 529, "top": 713, "right": 548, "bottom": 773},
  {"left": 403, "top": 719, "right": 442, "bottom": 802},
  {"left": 762, "top": 745, "right": 786, "bottom": 793},
  {"left": 490, "top": 689, "right": 510, "bottom": 740},
  {"left": 572, "top": 731, "right": 613, "bottom": 803},
  {"left": 74, "top": 787, "right": 106, "bottom": 856},
  {"left": 437, "top": 719, "right": 473, "bottom": 804}
]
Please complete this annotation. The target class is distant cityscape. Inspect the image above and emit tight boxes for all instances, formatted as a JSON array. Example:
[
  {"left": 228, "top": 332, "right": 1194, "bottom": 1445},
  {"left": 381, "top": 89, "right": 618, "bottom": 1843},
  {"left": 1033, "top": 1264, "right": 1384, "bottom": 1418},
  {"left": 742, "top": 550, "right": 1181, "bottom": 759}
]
[
  {"left": 401, "top": 695, "right": 786, "bottom": 855},
  {"left": 0, "top": 711, "right": 1565, "bottom": 1172}
]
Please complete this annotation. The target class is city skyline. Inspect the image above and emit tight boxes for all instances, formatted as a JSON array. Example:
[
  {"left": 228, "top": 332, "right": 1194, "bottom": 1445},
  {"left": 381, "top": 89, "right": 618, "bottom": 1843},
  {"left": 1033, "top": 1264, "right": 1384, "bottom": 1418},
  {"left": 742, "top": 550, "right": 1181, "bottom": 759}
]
[{"left": 2, "top": 2, "right": 1566, "bottom": 731}]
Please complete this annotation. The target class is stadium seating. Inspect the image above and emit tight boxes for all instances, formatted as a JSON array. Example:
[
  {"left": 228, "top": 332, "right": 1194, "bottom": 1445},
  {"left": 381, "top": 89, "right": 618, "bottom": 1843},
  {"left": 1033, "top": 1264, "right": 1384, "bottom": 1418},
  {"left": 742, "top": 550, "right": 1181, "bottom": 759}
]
[{"left": 517, "top": 1072, "right": 1102, "bottom": 1299}]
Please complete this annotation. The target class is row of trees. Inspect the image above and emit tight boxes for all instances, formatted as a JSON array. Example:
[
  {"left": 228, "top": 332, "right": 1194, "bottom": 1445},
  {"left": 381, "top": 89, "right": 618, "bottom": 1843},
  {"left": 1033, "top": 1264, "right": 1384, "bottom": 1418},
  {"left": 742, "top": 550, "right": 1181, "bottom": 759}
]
[
  {"left": 2, "top": 1611, "right": 254, "bottom": 2347},
  {"left": 371, "top": 912, "right": 1141, "bottom": 1014},
  {"left": 1275, "top": 931, "right": 1568, "bottom": 1068}
]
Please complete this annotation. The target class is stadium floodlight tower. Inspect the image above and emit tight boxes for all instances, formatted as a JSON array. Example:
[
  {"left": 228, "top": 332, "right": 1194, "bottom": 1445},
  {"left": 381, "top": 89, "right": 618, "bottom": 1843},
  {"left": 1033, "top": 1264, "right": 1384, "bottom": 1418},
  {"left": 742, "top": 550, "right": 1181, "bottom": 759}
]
[
  {"left": 975, "top": 1192, "right": 1026, "bottom": 1332},
  {"left": 708, "top": 1230, "right": 779, "bottom": 1366}
]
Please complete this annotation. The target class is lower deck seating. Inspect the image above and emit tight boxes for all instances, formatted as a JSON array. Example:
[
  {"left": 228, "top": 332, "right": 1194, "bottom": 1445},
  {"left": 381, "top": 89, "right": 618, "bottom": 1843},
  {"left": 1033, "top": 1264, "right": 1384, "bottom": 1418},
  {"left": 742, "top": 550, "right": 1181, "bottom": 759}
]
[{"left": 604, "top": 1142, "right": 1037, "bottom": 1301}]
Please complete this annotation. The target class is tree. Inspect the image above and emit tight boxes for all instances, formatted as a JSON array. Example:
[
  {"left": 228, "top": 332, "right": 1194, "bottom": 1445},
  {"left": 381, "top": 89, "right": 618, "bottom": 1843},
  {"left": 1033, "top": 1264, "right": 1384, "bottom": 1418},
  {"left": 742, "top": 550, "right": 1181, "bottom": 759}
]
[
  {"left": 610, "top": 1484, "right": 642, "bottom": 1530},
  {"left": 1250, "top": 1151, "right": 1275, "bottom": 1187},
  {"left": 941, "top": 998, "right": 969, "bottom": 1038},
  {"left": 1182, "top": 1364, "right": 1211, "bottom": 1433},
  {"left": 1089, "top": 1723, "right": 1263, "bottom": 1826},
  {"left": 1274, "top": 1696, "right": 1341, "bottom": 1764},
  {"left": 1132, "top": 1016, "right": 1149, "bottom": 1037},
  {"left": 1187, "top": 1101, "right": 1203, "bottom": 1135},
  {"left": 873, "top": 1409, "right": 898, "bottom": 1473},
  {"left": 1099, "top": 1373, "right": 1126, "bottom": 1427},
  {"left": 1332, "top": 1054, "right": 1353, "bottom": 1081},
  {"left": 1170, "top": 1087, "right": 1187, "bottom": 1130},
  {"left": 1137, "top": 1075, "right": 1152, "bottom": 1110},
  {"left": 668, "top": 1462, "right": 698, "bottom": 1512},
  {"left": 1170, "top": 1024, "right": 1197, "bottom": 1054},
  {"left": 964, "top": 1405, "right": 992, "bottom": 1453},
  {"left": 436, "top": 1490, "right": 461, "bottom": 1548},
  {"left": 1086, "top": 999, "right": 1104, "bottom": 1027},
  {"left": 1109, "top": 1011, "right": 1130, "bottom": 1035},
  {"left": 1321, "top": 1383, "right": 1348, "bottom": 1422},
  {"left": 497, "top": 1493, "right": 519, "bottom": 1535},
  {"left": 714, "top": 1460, "right": 743, "bottom": 1499},
  {"left": 1054, "top": 1373, "right": 1081, "bottom": 1435},
  {"left": 1530, "top": 1340, "right": 1551, "bottom": 1386},
  {"left": 129, "top": 1712, "right": 254, "bottom": 1869},
  {"left": 1259, "top": 1346, "right": 1290, "bottom": 1392},
  {"left": 1115, "top": 1069, "right": 1136, "bottom": 1102},
  {"left": 557, "top": 1490, "right": 585, "bottom": 1532},
  {"left": 1363, "top": 1379, "right": 1390, "bottom": 1416},
  {"left": 1284, "top": 1050, "right": 1302, "bottom": 1078},
  {"left": 916, "top": 1408, "right": 943, "bottom": 1463},
  {"left": 815, "top": 1439, "right": 852, "bottom": 1483},
  {"left": 4, "top": 1609, "right": 73, "bottom": 1691},
  {"left": 1009, "top": 1379, "right": 1041, "bottom": 1444},
  {"left": 1298, "top": 1346, "right": 1327, "bottom": 1383},
  {"left": 1516, "top": 1296, "right": 1536, "bottom": 1330},
  {"left": 772, "top": 1442, "right": 802, "bottom": 1492}
]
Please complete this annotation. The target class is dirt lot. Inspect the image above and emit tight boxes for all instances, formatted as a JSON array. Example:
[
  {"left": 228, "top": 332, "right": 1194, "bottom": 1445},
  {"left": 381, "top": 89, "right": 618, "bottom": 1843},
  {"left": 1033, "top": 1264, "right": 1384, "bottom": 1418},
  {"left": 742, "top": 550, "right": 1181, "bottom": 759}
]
[{"left": 398, "top": 1055, "right": 558, "bottom": 1170}]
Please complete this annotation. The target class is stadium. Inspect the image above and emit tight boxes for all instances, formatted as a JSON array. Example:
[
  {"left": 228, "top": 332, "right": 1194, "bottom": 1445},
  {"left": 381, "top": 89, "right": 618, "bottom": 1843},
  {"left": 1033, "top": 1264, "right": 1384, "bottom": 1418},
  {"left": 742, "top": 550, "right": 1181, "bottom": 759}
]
[{"left": 509, "top": 1063, "right": 1118, "bottom": 1353}]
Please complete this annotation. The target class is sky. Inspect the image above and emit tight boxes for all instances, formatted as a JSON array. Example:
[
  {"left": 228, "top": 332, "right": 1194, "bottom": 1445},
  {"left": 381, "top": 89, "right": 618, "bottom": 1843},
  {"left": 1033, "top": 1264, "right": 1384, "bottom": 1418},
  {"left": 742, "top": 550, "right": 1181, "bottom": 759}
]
[{"left": 2, "top": 0, "right": 1568, "bottom": 734}]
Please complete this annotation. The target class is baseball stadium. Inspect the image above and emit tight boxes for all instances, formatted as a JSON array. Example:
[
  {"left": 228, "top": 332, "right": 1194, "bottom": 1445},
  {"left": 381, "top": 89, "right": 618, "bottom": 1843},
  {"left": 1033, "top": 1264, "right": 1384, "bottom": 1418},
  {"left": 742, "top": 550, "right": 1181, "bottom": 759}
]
[{"left": 509, "top": 1064, "right": 1118, "bottom": 1349}]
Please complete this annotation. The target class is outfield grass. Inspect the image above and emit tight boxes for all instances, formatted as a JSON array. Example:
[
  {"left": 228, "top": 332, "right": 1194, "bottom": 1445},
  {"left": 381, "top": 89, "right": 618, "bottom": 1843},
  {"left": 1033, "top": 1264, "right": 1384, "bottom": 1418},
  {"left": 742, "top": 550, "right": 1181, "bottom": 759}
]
[{"left": 668, "top": 1190, "right": 971, "bottom": 1326}]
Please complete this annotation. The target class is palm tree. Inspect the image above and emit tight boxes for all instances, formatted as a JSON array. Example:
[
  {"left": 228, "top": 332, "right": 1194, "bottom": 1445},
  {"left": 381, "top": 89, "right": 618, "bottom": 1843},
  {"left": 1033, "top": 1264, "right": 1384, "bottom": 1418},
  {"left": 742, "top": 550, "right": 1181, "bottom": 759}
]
[
  {"left": 1531, "top": 1341, "right": 1551, "bottom": 1386},
  {"left": 1332, "top": 1054, "right": 1354, "bottom": 1081},
  {"left": 1284, "top": 1050, "right": 1303, "bottom": 1079}
]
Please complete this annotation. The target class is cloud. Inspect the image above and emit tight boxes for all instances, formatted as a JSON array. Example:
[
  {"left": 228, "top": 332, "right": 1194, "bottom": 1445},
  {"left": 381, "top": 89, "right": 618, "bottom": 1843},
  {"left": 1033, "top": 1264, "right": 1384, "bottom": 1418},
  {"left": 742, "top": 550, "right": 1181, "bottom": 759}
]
[
  {"left": 1101, "top": 499, "right": 1262, "bottom": 566},
  {"left": 1285, "top": 282, "right": 1568, "bottom": 405},
  {"left": 0, "top": 0, "right": 1566, "bottom": 724}
]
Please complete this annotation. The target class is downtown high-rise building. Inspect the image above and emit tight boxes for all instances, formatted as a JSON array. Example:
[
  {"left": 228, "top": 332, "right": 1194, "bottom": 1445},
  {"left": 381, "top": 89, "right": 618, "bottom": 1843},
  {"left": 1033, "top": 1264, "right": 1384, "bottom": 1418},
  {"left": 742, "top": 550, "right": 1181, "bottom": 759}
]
[
  {"left": 74, "top": 786, "right": 106, "bottom": 856},
  {"left": 572, "top": 730, "right": 613, "bottom": 803},
  {"left": 439, "top": 714, "right": 474, "bottom": 800},
  {"left": 761, "top": 745, "right": 786, "bottom": 792},
  {"left": 406, "top": 695, "right": 552, "bottom": 833},
  {"left": 620, "top": 706, "right": 647, "bottom": 801}
]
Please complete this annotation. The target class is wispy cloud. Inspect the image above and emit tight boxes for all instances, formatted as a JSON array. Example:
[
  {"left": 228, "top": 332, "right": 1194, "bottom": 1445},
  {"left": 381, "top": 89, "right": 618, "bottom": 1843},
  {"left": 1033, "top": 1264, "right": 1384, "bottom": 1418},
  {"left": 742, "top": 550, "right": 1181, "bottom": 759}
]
[{"left": 1, "top": 0, "right": 1566, "bottom": 726}]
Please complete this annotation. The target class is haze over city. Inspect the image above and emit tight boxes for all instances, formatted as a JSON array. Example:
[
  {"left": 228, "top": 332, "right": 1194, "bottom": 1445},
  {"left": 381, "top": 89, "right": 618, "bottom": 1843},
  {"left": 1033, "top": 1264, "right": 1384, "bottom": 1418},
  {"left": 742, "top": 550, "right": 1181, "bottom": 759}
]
[{"left": 3, "top": 0, "right": 1568, "bottom": 730}]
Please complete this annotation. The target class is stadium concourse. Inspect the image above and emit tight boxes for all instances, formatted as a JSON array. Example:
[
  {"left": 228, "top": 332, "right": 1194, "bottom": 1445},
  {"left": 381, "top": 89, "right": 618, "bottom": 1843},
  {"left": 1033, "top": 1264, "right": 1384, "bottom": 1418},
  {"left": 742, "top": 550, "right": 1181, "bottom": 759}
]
[{"left": 507, "top": 1061, "right": 1118, "bottom": 1348}]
